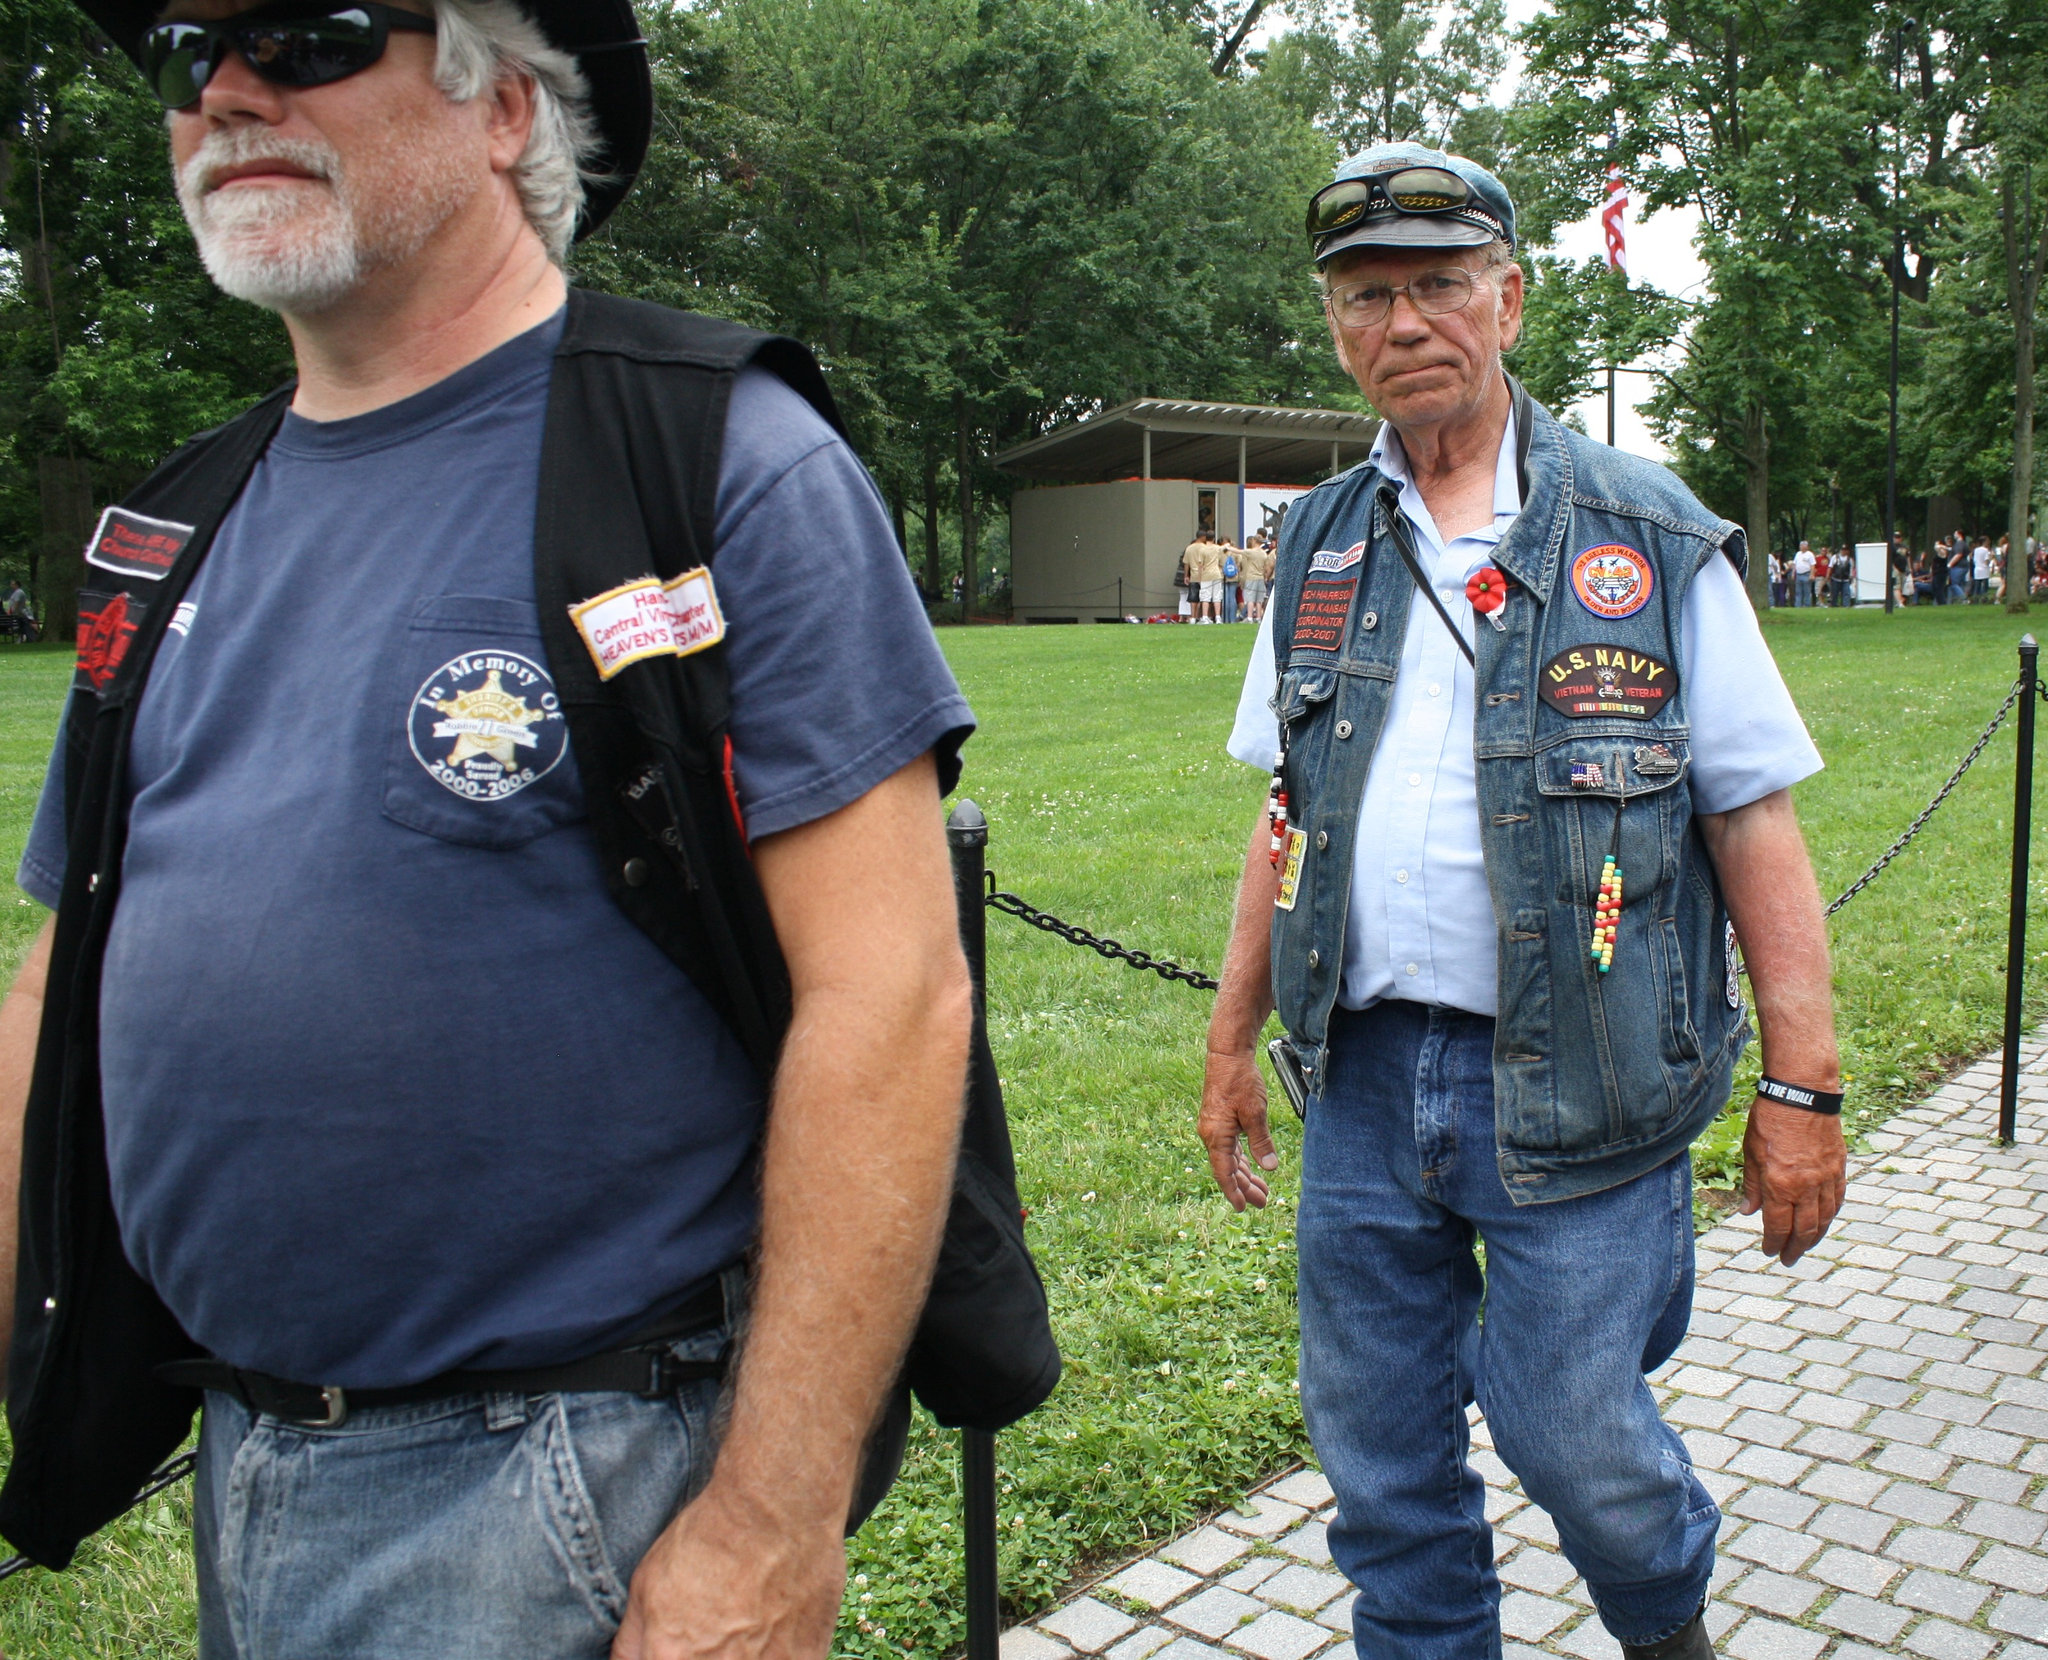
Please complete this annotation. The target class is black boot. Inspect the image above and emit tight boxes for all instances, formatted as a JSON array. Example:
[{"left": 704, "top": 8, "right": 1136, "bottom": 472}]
[{"left": 1620, "top": 1607, "right": 1713, "bottom": 1660}]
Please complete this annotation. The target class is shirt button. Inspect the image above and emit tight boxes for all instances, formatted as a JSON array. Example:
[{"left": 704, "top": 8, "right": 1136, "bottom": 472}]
[
  {"left": 1428, "top": 683, "right": 1441, "bottom": 697},
  {"left": 1308, "top": 949, "right": 1321, "bottom": 970},
  {"left": 1395, "top": 869, "right": 1409, "bottom": 883},
  {"left": 1408, "top": 773, "right": 1422, "bottom": 788},
  {"left": 1405, "top": 962, "right": 1419, "bottom": 976},
  {"left": 1315, "top": 830, "right": 1329, "bottom": 850},
  {"left": 1336, "top": 720, "right": 1354, "bottom": 739}
]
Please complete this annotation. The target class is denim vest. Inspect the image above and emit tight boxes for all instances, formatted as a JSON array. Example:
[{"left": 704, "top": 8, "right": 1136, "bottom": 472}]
[{"left": 1268, "top": 382, "right": 1752, "bottom": 1203}]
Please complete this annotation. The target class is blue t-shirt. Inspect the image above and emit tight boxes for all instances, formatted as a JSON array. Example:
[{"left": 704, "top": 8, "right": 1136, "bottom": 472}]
[{"left": 19, "top": 310, "right": 972, "bottom": 1387}]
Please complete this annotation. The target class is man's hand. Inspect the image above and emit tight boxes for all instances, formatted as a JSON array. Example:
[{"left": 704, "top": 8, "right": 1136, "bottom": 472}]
[
  {"left": 612, "top": 1486, "right": 843, "bottom": 1660},
  {"left": 1201, "top": 1045, "right": 1276, "bottom": 1212},
  {"left": 1739, "top": 1098, "right": 1846, "bottom": 1267}
]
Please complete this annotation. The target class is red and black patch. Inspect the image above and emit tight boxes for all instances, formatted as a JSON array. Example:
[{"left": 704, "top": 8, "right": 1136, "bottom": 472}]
[
  {"left": 1293, "top": 576, "right": 1359, "bottom": 654},
  {"left": 1538, "top": 643, "right": 1676, "bottom": 720},
  {"left": 85, "top": 506, "right": 193, "bottom": 583},
  {"left": 75, "top": 589, "right": 144, "bottom": 693}
]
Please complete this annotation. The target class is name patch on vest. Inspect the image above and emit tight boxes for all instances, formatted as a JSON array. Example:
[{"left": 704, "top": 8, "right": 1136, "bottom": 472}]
[
  {"left": 75, "top": 588, "right": 144, "bottom": 693},
  {"left": 1538, "top": 645, "right": 1676, "bottom": 720},
  {"left": 570, "top": 569, "right": 727, "bottom": 680},
  {"left": 85, "top": 506, "right": 193, "bottom": 583},
  {"left": 1294, "top": 547, "right": 1364, "bottom": 654},
  {"left": 1570, "top": 544, "right": 1654, "bottom": 620}
]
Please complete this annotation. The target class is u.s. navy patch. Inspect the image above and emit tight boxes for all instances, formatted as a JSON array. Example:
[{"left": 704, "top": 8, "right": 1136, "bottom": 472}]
[
  {"left": 1570, "top": 544, "right": 1654, "bottom": 620},
  {"left": 75, "top": 588, "right": 143, "bottom": 692},
  {"left": 85, "top": 506, "right": 193, "bottom": 583},
  {"left": 1538, "top": 644, "right": 1676, "bottom": 720},
  {"left": 409, "top": 650, "right": 567, "bottom": 801}
]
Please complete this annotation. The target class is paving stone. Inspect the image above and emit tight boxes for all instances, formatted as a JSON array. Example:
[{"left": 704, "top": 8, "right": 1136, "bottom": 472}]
[
  {"left": 1105, "top": 1621, "right": 1171, "bottom": 1660},
  {"left": 1726, "top": 1567, "right": 1822, "bottom": 1616},
  {"left": 1889, "top": 1525, "right": 1981, "bottom": 1571},
  {"left": 1803, "top": 1463, "right": 1891, "bottom": 1505},
  {"left": 1903, "top": 1618, "right": 1998, "bottom": 1660},
  {"left": 1105, "top": 1626, "right": 1176, "bottom": 1660},
  {"left": 1816, "top": 1591, "right": 1912, "bottom": 1644},
  {"left": 1220, "top": 1560, "right": 1284, "bottom": 1594},
  {"left": 1497, "top": 1547, "right": 1577, "bottom": 1596},
  {"left": 1728, "top": 1486, "right": 1818, "bottom": 1529},
  {"left": 1896, "top": 1567, "right": 1993, "bottom": 1620},
  {"left": 1977, "top": 1545, "right": 2048, "bottom": 1596},
  {"left": 1040, "top": 1599, "right": 1141, "bottom": 1653},
  {"left": 1497, "top": 1591, "right": 1575, "bottom": 1641},
  {"left": 1727, "top": 1447, "right": 1813, "bottom": 1487},
  {"left": 1263, "top": 1471, "right": 1335, "bottom": 1511},
  {"left": 1878, "top": 1481, "right": 1968, "bottom": 1525},
  {"left": 1217, "top": 1497, "right": 1310, "bottom": 1540},
  {"left": 1810, "top": 1543, "right": 1901, "bottom": 1595},
  {"left": 1255, "top": 1567, "right": 1349, "bottom": 1614},
  {"left": 1158, "top": 1527, "right": 1255, "bottom": 1577},
  {"left": 1003, "top": 1629, "right": 1077, "bottom": 1660},
  {"left": 1149, "top": 1642, "right": 1231, "bottom": 1660},
  {"left": 1274, "top": 1520, "right": 1332, "bottom": 1566},
  {"left": 1997, "top": 1598, "right": 2048, "bottom": 1643},
  {"left": 1103, "top": 1561, "right": 1203, "bottom": 1610},
  {"left": 1165, "top": 1587, "right": 1268, "bottom": 1640},
  {"left": 1965, "top": 1501, "right": 2048, "bottom": 1547},
  {"left": 1724, "top": 1521, "right": 1820, "bottom": 1573},
  {"left": 1878, "top": 1444, "right": 1960, "bottom": 1483},
  {"left": 1723, "top": 1616, "right": 1828, "bottom": 1660},
  {"left": 1952, "top": 1462, "right": 2033, "bottom": 1503},
  {"left": 1224, "top": 1610, "right": 1330, "bottom": 1660}
]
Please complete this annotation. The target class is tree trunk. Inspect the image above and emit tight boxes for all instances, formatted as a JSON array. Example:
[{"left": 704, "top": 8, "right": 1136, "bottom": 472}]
[
  {"left": 1742, "top": 397, "right": 1771, "bottom": 614},
  {"left": 955, "top": 395, "right": 978, "bottom": 621},
  {"left": 38, "top": 455, "right": 92, "bottom": 642},
  {"left": 922, "top": 445, "right": 942, "bottom": 604},
  {"left": 2002, "top": 166, "right": 2045, "bottom": 616}
]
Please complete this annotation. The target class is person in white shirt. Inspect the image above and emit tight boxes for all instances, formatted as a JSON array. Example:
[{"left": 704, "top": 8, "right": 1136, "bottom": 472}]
[{"left": 1792, "top": 541, "right": 1816, "bottom": 607}]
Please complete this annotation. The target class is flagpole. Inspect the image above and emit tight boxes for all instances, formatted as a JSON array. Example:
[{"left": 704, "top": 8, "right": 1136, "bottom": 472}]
[{"left": 1602, "top": 163, "right": 1627, "bottom": 450}]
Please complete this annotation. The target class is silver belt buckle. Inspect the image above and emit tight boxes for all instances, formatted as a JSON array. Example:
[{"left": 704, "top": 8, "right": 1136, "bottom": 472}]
[{"left": 315, "top": 1385, "right": 349, "bottom": 1427}]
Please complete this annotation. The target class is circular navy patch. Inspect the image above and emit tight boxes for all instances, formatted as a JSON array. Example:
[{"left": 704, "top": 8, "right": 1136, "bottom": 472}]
[{"left": 409, "top": 649, "right": 567, "bottom": 801}]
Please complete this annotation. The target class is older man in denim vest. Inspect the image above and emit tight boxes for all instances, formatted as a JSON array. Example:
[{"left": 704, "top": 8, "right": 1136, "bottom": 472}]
[{"left": 1199, "top": 146, "right": 1845, "bottom": 1659}]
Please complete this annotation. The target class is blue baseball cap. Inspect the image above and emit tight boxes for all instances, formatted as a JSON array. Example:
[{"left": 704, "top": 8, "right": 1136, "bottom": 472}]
[{"left": 1311, "top": 142, "right": 1518, "bottom": 263}]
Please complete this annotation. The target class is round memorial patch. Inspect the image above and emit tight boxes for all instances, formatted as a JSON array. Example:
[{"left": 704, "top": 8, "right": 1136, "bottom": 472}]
[
  {"left": 409, "top": 650, "right": 568, "bottom": 802},
  {"left": 1571, "top": 544, "right": 1654, "bottom": 620}
]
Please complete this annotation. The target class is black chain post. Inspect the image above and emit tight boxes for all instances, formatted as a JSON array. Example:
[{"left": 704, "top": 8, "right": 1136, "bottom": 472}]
[
  {"left": 945, "top": 800, "right": 1002, "bottom": 1660},
  {"left": 2001, "top": 639, "right": 2038, "bottom": 1147}
]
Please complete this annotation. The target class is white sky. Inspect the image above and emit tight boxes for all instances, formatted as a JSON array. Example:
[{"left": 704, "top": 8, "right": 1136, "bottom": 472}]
[{"left": 1254, "top": 0, "right": 1708, "bottom": 459}]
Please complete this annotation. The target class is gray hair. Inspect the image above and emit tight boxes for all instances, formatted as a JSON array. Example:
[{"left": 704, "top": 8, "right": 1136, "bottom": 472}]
[{"left": 432, "top": 0, "right": 605, "bottom": 262}]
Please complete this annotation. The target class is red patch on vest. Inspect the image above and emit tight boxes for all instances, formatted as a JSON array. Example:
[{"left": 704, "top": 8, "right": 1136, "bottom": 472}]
[{"left": 77, "top": 591, "right": 140, "bottom": 691}]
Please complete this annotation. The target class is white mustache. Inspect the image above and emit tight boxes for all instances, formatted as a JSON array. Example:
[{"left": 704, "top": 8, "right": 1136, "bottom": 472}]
[{"left": 180, "top": 130, "right": 342, "bottom": 201}]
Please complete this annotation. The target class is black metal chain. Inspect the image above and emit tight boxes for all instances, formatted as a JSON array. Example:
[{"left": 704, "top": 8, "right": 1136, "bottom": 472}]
[
  {"left": 1822, "top": 675, "right": 2027, "bottom": 918},
  {"left": 986, "top": 878, "right": 1219, "bottom": 991}
]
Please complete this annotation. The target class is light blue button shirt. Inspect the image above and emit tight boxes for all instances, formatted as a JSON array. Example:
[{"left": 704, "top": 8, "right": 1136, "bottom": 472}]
[{"left": 1229, "top": 417, "right": 1822, "bottom": 1017}]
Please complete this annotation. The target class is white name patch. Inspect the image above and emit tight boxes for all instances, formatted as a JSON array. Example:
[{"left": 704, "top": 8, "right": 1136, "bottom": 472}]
[{"left": 569, "top": 568, "right": 727, "bottom": 680}]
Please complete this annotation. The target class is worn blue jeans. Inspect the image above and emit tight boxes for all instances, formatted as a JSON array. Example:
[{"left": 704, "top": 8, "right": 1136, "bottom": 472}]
[
  {"left": 193, "top": 1307, "right": 733, "bottom": 1659},
  {"left": 1298, "top": 1003, "right": 1716, "bottom": 1658}
]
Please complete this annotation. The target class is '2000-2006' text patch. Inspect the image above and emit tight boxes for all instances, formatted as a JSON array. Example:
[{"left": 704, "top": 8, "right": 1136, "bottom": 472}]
[
  {"left": 1537, "top": 644, "right": 1677, "bottom": 720},
  {"left": 409, "top": 650, "right": 568, "bottom": 801},
  {"left": 1294, "top": 543, "right": 1365, "bottom": 652}
]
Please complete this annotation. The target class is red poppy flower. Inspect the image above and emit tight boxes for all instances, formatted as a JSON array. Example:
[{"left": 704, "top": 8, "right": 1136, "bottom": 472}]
[{"left": 1465, "top": 565, "right": 1510, "bottom": 615}]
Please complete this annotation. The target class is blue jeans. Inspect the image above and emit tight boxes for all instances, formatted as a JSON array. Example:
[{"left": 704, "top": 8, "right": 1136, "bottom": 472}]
[
  {"left": 194, "top": 1304, "right": 734, "bottom": 1659},
  {"left": 1793, "top": 576, "right": 1812, "bottom": 606},
  {"left": 1222, "top": 583, "right": 1239, "bottom": 623},
  {"left": 1298, "top": 1003, "right": 1716, "bottom": 1658}
]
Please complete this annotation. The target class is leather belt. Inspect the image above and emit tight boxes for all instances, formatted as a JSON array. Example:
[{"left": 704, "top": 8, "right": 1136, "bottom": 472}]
[{"left": 156, "top": 1281, "right": 730, "bottom": 1429}]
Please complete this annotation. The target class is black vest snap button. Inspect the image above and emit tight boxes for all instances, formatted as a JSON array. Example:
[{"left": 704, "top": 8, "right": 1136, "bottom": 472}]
[{"left": 623, "top": 857, "right": 652, "bottom": 888}]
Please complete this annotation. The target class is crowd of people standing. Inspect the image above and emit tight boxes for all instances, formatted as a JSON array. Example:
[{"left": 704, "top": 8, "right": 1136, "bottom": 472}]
[{"left": 1178, "top": 529, "right": 1274, "bottom": 623}]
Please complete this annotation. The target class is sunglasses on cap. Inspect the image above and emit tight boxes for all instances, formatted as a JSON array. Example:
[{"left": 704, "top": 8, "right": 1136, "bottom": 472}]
[
  {"left": 140, "top": 4, "right": 437, "bottom": 111},
  {"left": 1305, "top": 167, "right": 1476, "bottom": 242}
]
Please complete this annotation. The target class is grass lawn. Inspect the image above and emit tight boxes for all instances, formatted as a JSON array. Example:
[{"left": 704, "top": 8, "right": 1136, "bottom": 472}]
[{"left": 0, "top": 601, "right": 2044, "bottom": 1656}]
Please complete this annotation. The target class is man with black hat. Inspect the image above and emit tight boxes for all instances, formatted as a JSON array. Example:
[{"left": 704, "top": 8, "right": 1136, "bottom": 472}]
[
  {"left": 0, "top": 4, "right": 975, "bottom": 1656},
  {"left": 1199, "top": 143, "right": 1845, "bottom": 1658}
]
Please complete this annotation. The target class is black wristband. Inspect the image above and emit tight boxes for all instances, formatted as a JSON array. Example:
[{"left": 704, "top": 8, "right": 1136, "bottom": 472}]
[{"left": 1756, "top": 1076, "right": 1843, "bottom": 1116}]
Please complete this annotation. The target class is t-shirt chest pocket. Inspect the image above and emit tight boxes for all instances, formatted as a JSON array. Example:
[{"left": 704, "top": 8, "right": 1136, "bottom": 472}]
[{"left": 381, "top": 594, "right": 585, "bottom": 850}]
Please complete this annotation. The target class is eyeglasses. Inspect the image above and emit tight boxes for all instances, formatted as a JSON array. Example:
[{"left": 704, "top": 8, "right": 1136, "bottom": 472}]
[
  {"left": 1305, "top": 168, "right": 1474, "bottom": 242},
  {"left": 1324, "top": 267, "right": 1487, "bottom": 328},
  {"left": 141, "top": 5, "right": 437, "bottom": 111}
]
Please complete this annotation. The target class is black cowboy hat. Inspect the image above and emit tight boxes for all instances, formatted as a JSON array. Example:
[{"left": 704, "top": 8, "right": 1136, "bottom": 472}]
[{"left": 71, "top": 0, "right": 652, "bottom": 238}]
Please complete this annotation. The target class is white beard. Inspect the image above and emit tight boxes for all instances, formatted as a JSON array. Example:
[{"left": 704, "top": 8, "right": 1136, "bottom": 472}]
[{"left": 175, "top": 124, "right": 477, "bottom": 315}]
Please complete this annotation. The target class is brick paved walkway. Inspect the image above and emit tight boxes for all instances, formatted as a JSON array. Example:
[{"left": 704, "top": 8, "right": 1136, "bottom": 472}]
[{"left": 1001, "top": 1040, "right": 2048, "bottom": 1660}]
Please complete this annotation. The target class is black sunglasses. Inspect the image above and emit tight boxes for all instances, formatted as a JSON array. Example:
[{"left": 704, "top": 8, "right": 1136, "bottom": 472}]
[
  {"left": 1305, "top": 167, "right": 1475, "bottom": 242},
  {"left": 140, "top": 4, "right": 437, "bottom": 111}
]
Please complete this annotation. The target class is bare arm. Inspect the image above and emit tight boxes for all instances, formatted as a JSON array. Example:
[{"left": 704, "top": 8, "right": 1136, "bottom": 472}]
[
  {"left": 1199, "top": 815, "right": 1283, "bottom": 1213},
  {"left": 1697, "top": 788, "right": 1845, "bottom": 1266},
  {"left": 615, "top": 754, "right": 971, "bottom": 1660},
  {"left": 0, "top": 918, "right": 53, "bottom": 1397}
]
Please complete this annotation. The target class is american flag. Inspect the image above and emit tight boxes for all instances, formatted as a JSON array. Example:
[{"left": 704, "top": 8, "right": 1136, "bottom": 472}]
[{"left": 1602, "top": 165, "right": 1628, "bottom": 276}]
